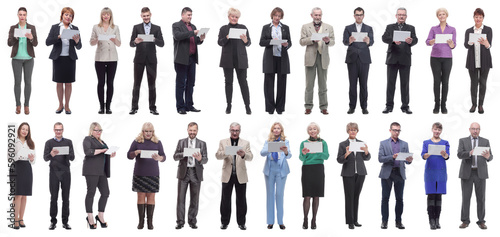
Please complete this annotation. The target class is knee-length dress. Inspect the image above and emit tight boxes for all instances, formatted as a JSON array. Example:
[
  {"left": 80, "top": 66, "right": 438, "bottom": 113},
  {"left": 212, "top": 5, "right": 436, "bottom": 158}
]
[{"left": 421, "top": 139, "right": 449, "bottom": 194}]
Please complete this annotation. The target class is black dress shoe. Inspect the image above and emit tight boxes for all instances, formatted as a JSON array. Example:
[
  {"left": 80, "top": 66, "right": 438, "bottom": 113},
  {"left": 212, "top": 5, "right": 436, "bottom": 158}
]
[
  {"left": 354, "top": 222, "right": 362, "bottom": 227},
  {"left": 402, "top": 108, "right": 413, "bottom": 114},
  {"left": 433, "top": 103, "right": 439, "bottom": 114},
  {"left": 347, "top": 108, "right": 355, "bottom": 114},
  {"left": 62, "top": 223, "right": 72, "bottom": 230},
  {"left": 225, "top": 104, "right": 232, "bottom": 114},
  {"left": 175, "top": 224, "right": 184, "bottom": 229},
  {"left": 220, "top": 224, "right": 228, "bottom": 230},
  {"left": 98, "top": 108, "right": 105, "bottom": 114},
  {"left": 382, "top": 107, "right": 393, "bottom": 114},
  {"left": 178, "top": 109, "right": 187, "bottom": 115},
  {"left": 348, "top": 224, "right": 355, "bottom": 229},
  {"left": 277, "top": 111, "right": 282, "bottom": 115},
  {"left": 441, "top": 105, "right": 448, "bottom": 114},
  {"left": 396, "top": 222, "right": 405, "bottom": 229},
  {"left": 49, "top": 223, "right": 56, "bottom": 230},
  {"left": 129, "top": 109, "right": 138, "bottom": 115},
  {"left": 189, "top": 223, "right": 198, "bottom": 229},
  {"left": 362, "top": 109, "right": 369, "bottom": 114},
  {"left": 478, "top": 105, "right": 484, "bottom": 114},
  {"left": 245, "top": 105, "right": 252, "bottom": 115},
  {"left": 238, "top": 225, "right": 247, "bottom": 230},
  {"left": 187, "top": 107, "right": 201, "bottom": 112},
  {"left": 267, "top": 224, "right": 273, "bottom": 229},
  {"left": 381, "top": 221, "right": 388, "bottom": 229},
  {"left": 469, "top": 105, "right": 476, "bottom": 113},
  {"left": 150, "top": 109, "right": 159, "bottom": 115}
]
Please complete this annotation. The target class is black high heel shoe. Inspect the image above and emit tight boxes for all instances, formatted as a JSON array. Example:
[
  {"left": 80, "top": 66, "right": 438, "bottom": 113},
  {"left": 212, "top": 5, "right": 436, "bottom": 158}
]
[
  {"left": 96, "top": 215, "right": 107, "bottom": 228},
  {"left": 267, "top": 224, "right": 273, "bottom": 229},
  {"left": 19, "top": 219, "right": 26, "bottom": 228},
  {"left": 302, "top": 218, "right": 308, "bottom": 229},
  {"left": 86, "top": 217, "right": 97, "bottom": 229}
]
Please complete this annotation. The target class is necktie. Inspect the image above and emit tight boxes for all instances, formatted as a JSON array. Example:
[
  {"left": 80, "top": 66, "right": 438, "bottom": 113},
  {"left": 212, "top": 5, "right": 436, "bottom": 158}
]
[
  {"left": 188, "top": 139, "right": 194, "bottom": 167},
  {"left": 473, "top": 138, "right": 478, "bottom": 167}
]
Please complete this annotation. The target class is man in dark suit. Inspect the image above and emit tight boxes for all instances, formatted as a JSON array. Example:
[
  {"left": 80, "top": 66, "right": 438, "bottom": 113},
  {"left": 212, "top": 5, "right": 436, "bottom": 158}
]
[
  {"left": 378, "top": 122, "right": 413, "bottom": 229},
  {"left": 173, "top": 122, "right": 208, "bottom": 229},
  {"left": 129, "top": 7, "right": 164, "bottom": 115},
  {"left": 173, "top": 7, "right": 206, "bottom": 115},
  {"left": 343, "top": 7, "right": 374, "bottom": 115},
  {"left": 457, "top": 122, "right": 493, "bottom": 229},
  {"left": 381, "top": 7, "right": 418, "bottom": 114}
]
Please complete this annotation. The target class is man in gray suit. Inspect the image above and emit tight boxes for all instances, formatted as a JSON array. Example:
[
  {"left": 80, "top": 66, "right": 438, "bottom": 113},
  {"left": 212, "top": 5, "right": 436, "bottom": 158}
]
[
  {"left": 378, "top": 122, "right": 413, "bottom": 229},
  {"left": 457, "top": 122, "right": 493, "bottom": 229},
  {"left": 300, "top": 7, "right": 335, "bottom": 115},
  {"left": 173, "top": 122, "right": 208, "bottom": 229}
]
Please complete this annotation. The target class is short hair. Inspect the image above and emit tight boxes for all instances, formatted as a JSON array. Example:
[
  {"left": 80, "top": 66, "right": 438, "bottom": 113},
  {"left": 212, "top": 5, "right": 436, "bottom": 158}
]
[
  {"left": 311, "top": 7, "right": 322, "bottom": 15},
  {"left": 230, "top": 122, "right": 241, "bottom": 129},
  {"left": 354, "top": 7, "right": 364, "bottom": 15},
  {"left": 187, "top": 122, "right": 198, "bottom": 129},
  {"left": 397, "top": 7, "right": 407, "bottom": 13},
  {"left": 182, "top": 7, "right": 192, "bottom": 15},
  {"left": 436, "top": 8, "right": 448, "bottom": 17},
  {"left": 18, "top": 7, "right": 27, "bottom": 13},
  {"left": 54, "top": 122, "right": 63, "bottom": 128},
  {"left": 270, "top": 7, "right": 284, "bottom": 19},
  {"left": 432, "top": 122, "right": 443, "bottom": 130},
  {"left": 141, "top": 7, "right": 150, "bottom": 13},
  {"left": 60, "top": 7, "right": 75, "bottom": 22},
  {"left": 268, "top": 122, "right": 286, "bottom": 141},
  {"left": 228, "top": 8, "right": 241, "bottom": 17},
  {"left": 98, "top": 7, "right": 115, "bottom": 29},
  {"left": 346, "top": 122, "right": 359, "bottom": 133},
  {"left": 307, "top": 122, "right": 320, "bottom": 134},
  {"left": 88, "top": 122, "right": 102, "bottom": 137},
  {"left": 474, "top": 8, "right": 484, "bottom": 17},
  {"left": 136, "top": 122, "right": 159, "bottom": 143},
  {"left": 390, "top": 122, "right": 401, "bottom": 129}
]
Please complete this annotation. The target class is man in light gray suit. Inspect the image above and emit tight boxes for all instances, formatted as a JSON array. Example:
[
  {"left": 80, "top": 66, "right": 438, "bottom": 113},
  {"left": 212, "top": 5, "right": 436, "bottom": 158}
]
[
  {"left": 173, "top": 122, "right": 208, "bottom": 229},
  {"left": 457, "top": 122, "right": 493, "bottom": 230},
  {"left": 378, "top": 122, "right": 413, "bottom": 229},
  {"left": 300, "top": 7, "right": 334, "bottom": 115}
]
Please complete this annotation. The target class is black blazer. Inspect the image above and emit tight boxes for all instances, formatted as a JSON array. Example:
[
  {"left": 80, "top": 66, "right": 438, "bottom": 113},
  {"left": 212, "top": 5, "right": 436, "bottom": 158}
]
[
  {"left": 82, "top": 136, "right": 110, "bottom": 177},
  {"left": 172, "top": 20, "right": 203, "bottom": 65},
  {"left": 464, "top": 26, "right": 493, "bottom": 69},
  {"left": 343, "top": 23, "right": 374, "bottom": 64},
  {"left": 382, "top": 23, "right": 418, "bottom": 66},
  {"left": 46, "top": 23, "right": 82, "bottom": 60},
  {"left": 337, "top": 139, "right": 371, "bottom": 176},
  {"left": 218, "top": 23, "right": 251, "bottom": 69},
  {"left": 8, "top": 23, "right": 38, "bottom": 58},
  {"left": 129, "top": 23, "right": 165, "bottom": 64},
  {"left": 259, "top": 22, "right": 291, "bottom": 74},
  {"left": 173, "top": 138, "right": 208, "bottom": 181}
]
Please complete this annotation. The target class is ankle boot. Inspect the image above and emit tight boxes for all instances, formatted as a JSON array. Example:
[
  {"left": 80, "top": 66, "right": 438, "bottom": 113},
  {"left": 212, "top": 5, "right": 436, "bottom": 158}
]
[
  {"left": 98, "top": 102, "right": 105, "bottom": 114},
  {"left": 433, "top": 102, "right": 439, "bottom": 114},
  {"left": 137, "top": 204, "right": 146, "bottom": 229},
  {"left": 441, "top": 102, "right": 447, "bottom": 114},
  {"left": 146, "top": 204, "right": 155, "bottom": 230},
  {"left": 245, "top": 105, "right": 252, "bottom": 115},
  {"left": 225, "top": 103, "right": 232, "bottom": 114},
  {"left": 105, "top": 102, "right": 112, "bottom": 114}
]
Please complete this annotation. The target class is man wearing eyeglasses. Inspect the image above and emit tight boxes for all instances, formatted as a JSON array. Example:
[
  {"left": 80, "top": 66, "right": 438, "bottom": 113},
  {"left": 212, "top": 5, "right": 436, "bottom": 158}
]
[
  {"left": 457, "top": 122, "right": 493, "bottom": 229},
  {"left": 216, "top": 122, "right": 253, "bottom": 230},
  {"left": 378, "top": 122, "right": 413, "bottom": 229}
]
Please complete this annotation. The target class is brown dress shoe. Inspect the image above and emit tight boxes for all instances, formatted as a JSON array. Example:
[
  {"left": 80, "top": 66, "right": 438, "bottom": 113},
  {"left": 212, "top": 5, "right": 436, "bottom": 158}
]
[
  {"left": 24, "top": 106, "right": 30, "bottom": 115},
  {"left": 305, "top": 109, "right": 312, "bottom": 114},
  {"left": 478, "top": 223, "right": 487, "bottom": 229},
  {"left": 321, "top": 109, "right": 329, "bottom": 115},
  {"left": 459, "top": 222, "right": 469, "bottom": 228},
  {"left": 16, "top": 106, "right": 21, "bottom": 114}
]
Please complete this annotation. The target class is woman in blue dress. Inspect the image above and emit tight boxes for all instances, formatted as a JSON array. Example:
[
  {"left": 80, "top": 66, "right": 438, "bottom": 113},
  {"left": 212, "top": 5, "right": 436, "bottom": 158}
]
[{"left": 421, "top": 122, "right": 449, "bottom": 230}]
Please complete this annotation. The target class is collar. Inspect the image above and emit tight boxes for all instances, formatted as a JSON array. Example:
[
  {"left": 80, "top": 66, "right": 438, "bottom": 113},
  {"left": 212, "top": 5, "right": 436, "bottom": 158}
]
[
  {"left": 59, "top": 22, "right": 73, "bottom": 28},
  {"left": 18, "top": 23, "right": 27, "bottom": 29},
  {"left": 313, "top": 21, "right": 322, "bottom": 27},
  {"left": 349, "top": 138, "right": 357, "bottom": 142},
  {"left": 54, "top": 137, "right": 64, "bottom": 142},
  {"left": 355, "top": 22, "right": 363, "bottom": 28},
  {"left": 143, "top": 22, "right": 152, "bottom": 27},
  {"left": 269, "top": 22, "right": 282, "bottom": 28},
  {"left": 391, "top": 137, "right": 399, "bottom": 143},
  {"left": 188, "top": 137, "right": 196, "bottom": 142},
  {"left": 182, "top": 20, "right": 191, "bottom": 26},
  {"left": 470, "top": 136, "right": 479, "bottom": 140},
  {"left": 474, "top": 24, "right": 484, "bottom": 31},
  {"left": 397, "top": 22, "right": 406, "bottom": 27}
]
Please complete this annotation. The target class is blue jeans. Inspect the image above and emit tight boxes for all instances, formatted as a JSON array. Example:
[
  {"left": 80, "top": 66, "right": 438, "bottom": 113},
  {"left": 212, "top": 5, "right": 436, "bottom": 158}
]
[
  {"left": 174, "top": 55, "right": 196, "bottom": 110},
  {"left": 381, "top": 168, "right": 405, "bottom": 222}
]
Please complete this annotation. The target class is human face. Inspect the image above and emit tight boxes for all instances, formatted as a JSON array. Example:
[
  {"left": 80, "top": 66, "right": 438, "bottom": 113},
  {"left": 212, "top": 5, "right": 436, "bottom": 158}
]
[
  {"left": 141, "top": 11, "right": 151, "bottom": 24},
  {"left": 102, "top": 12, "right": 111, "bottom": 23},
  {"left": 390, "top": 125, "right": 401, "bottom": 140},
  {"left": 311, "top": 10, "right": 322, "bottom": 24},
  {"left": 19, "top": 125, "right": 29, "bottom": 139},
  {"left": 348, "top": 127, "right": 358, "bottom": 140},
  {"left": 92, "top": 127, "right": 102, "bottom": 139},
  {"left": 437, "top": 11, "right": 447, "bottom": 23},
  {"left": 182, "top": 11, "right": 192, "bottom": 23},
  {"left": 188, "top": 125, "right": 198, "bottom": 139},
  {"left": 62, "top": 12, "right": 73, "bottom": 25},
  {"left": 272, "top": 12, "right": 282, "bottom": 25},
  {"left": 354, "top": 10, "right": 364, "bottom": 24},
  {"left": 143, "top": 127, "right": 154, "bottom": 140},
  {"left": 228, "top": 14, "right": 239, "bottom": 25},
  {"left": 474, "top": 14, "right": 484, "bottom": 27},
  {"left": 432, "top": 126, "right": 442, "bottom": 139},
  {"left": 54, "top": 125, "right": 64, "bottom": 139},
  {"left": 230, "top": 125, "right": 241, "bottom": 139},
  {"left": 307, "top": 125, "right": 319, "bottom": 139},
  {"left": 272, "top": 124, "right": 282, "bottom": 138},
  {"left": 18, "top": 10, "right": 27, "bottom": 24},
  {"left": 396, "top": 9, "right": 407, "bottom": 24},
  {"left": 469, "top": 123, "right": 480, "bottom": 138}
]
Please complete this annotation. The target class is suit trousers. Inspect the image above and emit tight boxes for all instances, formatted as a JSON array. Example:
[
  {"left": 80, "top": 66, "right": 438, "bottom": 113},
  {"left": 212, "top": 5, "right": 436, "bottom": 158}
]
[
  {"left": 386, "top": 64, "right": 411, "bottom": 110},
  {"left": 343, "top": 174, "right": 365, "bottom": 224},
  {"left": 468, "top": 68, "right": 490, "bottom": 106},
  {"left": 265, "top": 163, "right": 287, "bottom": 225},
  {"left": 132, "top": 62, "right": 157, "bottom": 110},
  {"left": 347, "top": 61, "right": 369, "bottom": 109},
  {"left": 430, "top": 57, "right": 452, "bottom": 104},
  {"left": 305, "top": 53, "right": 328, "bottom": 110},
  {"left": 95, "top": 61, "right": 117, "bottom": 104},
  {"left": 220, "top": 173, "right": 247, "bottom": 225},
  {"left": 461, "top": 169, "right": 486, "bottom": 224},
  {"left": 84, "top": 175, "right": 109, "bottom": 213},
  {"left": 12, "top": 58, "right": 34, "bottom": 106},
  {"left": 175, "top": 55, "right": 197, "bottom": 111},
  {"left": 223, "top": 68, "right": 250, "bottom": 106},
  {"left": 176, "top": 168, "right": 201, "bottom": 225},
  {"left": 264, "top": 56, "right": 287, "bottom": 113},
  {"left": 49, "top": 170, "right": 71, "bottom": 224},
  {"left": 381, "top": 168, "right": 405, "bottom": 222}
]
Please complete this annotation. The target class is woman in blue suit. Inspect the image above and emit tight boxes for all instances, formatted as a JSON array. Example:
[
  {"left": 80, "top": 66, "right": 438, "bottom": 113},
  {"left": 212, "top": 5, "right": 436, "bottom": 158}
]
[
  {"left": 260, "top": 122, "right": 291, "bottom": 230},
  {"left": 421, "top": 122, "right": 449, "bottom": 230}
]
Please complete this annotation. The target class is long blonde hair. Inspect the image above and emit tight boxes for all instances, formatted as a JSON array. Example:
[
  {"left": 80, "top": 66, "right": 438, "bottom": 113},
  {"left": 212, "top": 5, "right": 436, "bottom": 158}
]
[
  {"left": 267, "top": 122, "right": 286, "bottom": 141},
  {"left": 135, "top": 122, "right": 159, "bottom": 143},
  {"left": 98, "top": 7, "right": 115, "bottom": 28}
]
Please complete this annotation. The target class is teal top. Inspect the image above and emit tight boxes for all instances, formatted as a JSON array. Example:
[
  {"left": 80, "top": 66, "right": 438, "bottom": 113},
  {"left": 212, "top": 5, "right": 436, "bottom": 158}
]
[
  {"left": 13, "top": 24, "right": 32, "bottom": 60},
  {"left": 299, "top": 139, "right": 329, "bottom": 165}
]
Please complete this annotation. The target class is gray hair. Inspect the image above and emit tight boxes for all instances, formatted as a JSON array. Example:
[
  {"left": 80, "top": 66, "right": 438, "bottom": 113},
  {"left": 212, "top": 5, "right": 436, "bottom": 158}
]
[
  {"left": 397, "top": 7, "right": 407, "bottom": 13},
  {"left": 230, "top": 122, "right": 241, "bottom": 129},
  {"left": 307, "top": 122, "right": 320, "bottom": 133},
  {"left": 311, "top": 7, "right": 322, "bottom": 14}
]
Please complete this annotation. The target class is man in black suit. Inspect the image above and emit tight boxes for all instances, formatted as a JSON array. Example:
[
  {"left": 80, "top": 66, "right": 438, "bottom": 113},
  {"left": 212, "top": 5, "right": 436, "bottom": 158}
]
[
  {"left": 173, "top": 122, "right": 208, "bottom": 229},
  {"left": 173, "top": 7, "right": 206, "bottom": 115},
  {"left": 343, "top": 7, "right": 374, "bottom": 115},
  {"left": 129, "top": 7, "right": 164, "bottom": 115},
  {"left": 381, "top": 7, "right": 418, "bottom": 114}
]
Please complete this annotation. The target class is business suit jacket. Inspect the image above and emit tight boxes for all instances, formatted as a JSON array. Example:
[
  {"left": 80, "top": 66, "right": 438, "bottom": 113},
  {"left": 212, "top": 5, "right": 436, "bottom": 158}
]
[
  {"left": 172, "top": 20, "right": 203, "bottom": 65},
  {"left": 90, "top": 24, "right": 121, "bottom": 61},
  {"left": 337, "top": 139, "right": 371, "bottom": 176},
  {"left": 216, "top": 138, "right": 253, "bottom": 184},
  {"left": 464, "top": 26, "right": 493, "bottom": 69},
  {"left": 378, "top": 138, "right": 411, "bottom": 180},
  {"left": 260, "top": 140, "right": 292, "bottom": 177},
  {"left": 82, "top": 136, "right": 110, "bottom": 177},
  {"left": 218, "top": 23, "right": 251, "bottom": 69},
  {"left": 342, "top": 23, "right": 374, "bottom": 64},
  {"left": 173, "top": 137, "right": 208, "bottom": 181},
  {"left": 129, "top": 22, "right": 164, "bottom": 64},
  {"left": 381, "top": 23, "right": 418, "bottom": 66},
  {"left": 259, "top": 23, "right": 292, "bottom": 74},
  {"left": 46, "top": 23, "right": 82, "bottom": 60},
  {"left": 457, "top": 136, "right": 493, "bottom": 179},
  {"left": 299, "top": 22, "right": 335, "bottom": 69},
  {"left": 8, "top": 23, "right": 38, "bottom": 57}
]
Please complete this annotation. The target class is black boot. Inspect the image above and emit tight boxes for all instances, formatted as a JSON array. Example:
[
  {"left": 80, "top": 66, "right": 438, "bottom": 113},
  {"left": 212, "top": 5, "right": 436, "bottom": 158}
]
[
  {"left": 105, "top": 101, "right": 112, "bottom": 114},
  {"left": 427, "top": 199, "right": 436, "bottom": 230},
  {"left": 98, "top": 102, "right": 105, "bottom": 114},
  {"left": 430, "top": 218, "right": 437, "bottom": 230},
  {"left": 435, "top": 200, "right": 442, "bottom": 229},
  {"left": 137, "top": 204, "right": 146, "bottom": 229},
  {"left": 441, "top": 102, "right": 447, "bottom": 114},
  {"left": 433, "top": 102, "right": 439, "bottom": 114},
  {"left": 225, "top": 103, "right": 232, "bottom": 114},
  {"left": 146, "top": 204, "right": 155, "bottom": 230},
  {"left": 245, "top": 104, "right": 252, "bottom": 115}
]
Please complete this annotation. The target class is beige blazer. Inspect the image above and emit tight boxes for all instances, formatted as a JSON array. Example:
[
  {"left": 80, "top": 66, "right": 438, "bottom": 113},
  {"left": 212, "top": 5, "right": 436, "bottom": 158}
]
[
  {"left": 299, "top": 22, "right": 335, "bottom": 69},
  {"left": 90, "top": 24, "right": 121, "bottom": 61},
  {"left": 216, "top": 138, "right": 253, "bottom": 184}
]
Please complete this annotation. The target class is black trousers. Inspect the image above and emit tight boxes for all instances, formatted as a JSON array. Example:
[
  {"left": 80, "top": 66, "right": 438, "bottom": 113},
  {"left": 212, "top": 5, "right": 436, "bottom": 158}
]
[
  {"left": 430, "top": 57, "right": 452, "bottom": 104},
  {"left": 342, "top": 174, "right": 365, "bottom": 224},
  {"left": 176, "top": 168, "right": 201, "bottom": 225},
  {"left": 220, "top": 174, "right": 247, "bottom": 225},
  {"left": 95, "top": 61, "right": 118, "bottom": 104},
  {"left": 347, "top": 61, "right": 370, "bottom": 109},
  {"left": 264, "top": 56, "right": 287, "bottom": 113},
  {"left": 386, "top": 64, "right": 410, "bottom": 110},
  {"left": 85, "top": 175, "right": 109, "bottom": 213},
  {"left": 49, "top": 171, "right": 71, "bottom": 224},
  {"left": 468, "top": 68, "right": 490, "bottom": 106},
  {"left": 223, "top": 68, "right": 250, "bottom": 106},
  {"left": 132, "top": 62, "right": 157, "bottom": 110}
]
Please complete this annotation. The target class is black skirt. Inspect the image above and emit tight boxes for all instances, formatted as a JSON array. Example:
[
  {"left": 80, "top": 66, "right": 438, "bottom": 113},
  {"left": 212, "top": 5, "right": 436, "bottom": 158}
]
[
  {"left": 301, "top": 164, "right": 324, "bottom": 197},
  {"left": 52, "top": 56, "right": 76, "bottom": 83},
  {"left": 132, "top": 175, "right": 159, "bottom": 193},
  {"left": 14, "top": 161, "right": 33, "bottom": 196}
]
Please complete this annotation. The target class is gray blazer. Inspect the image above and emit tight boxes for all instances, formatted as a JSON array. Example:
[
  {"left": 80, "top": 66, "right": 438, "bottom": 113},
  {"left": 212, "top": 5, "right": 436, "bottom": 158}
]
[
  {"left": 378, "top": 138, "right": 411, "bottom": 179},
  {"left": 457, "top": 136, "right": 493, "bottom": 179},
  {"left": 173, "top": 137, "right": 208, "bottom": 181},
  {"left": 82, "top": 136, "right": 110, "bottom": 177},
  {"left": 337, "top": 139, "right": 371, "bottom": 176}
]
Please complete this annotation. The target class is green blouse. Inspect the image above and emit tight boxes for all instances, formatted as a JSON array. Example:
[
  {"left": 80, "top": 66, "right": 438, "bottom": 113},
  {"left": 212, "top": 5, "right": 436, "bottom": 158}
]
[
  {"left": 299, "top": 139, "right": 329, "bottom": 165},
  {"left": 13, "top": 24, "right": 32, "bottom": 60}
]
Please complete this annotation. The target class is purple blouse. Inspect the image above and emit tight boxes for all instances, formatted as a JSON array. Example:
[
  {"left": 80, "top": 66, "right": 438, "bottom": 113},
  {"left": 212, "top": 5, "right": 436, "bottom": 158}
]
[
  {"left": 127, "top": 140, "right": 166, "bottom": 176},
  {"left": 426, "top": 24, "right": 456, "bottom": 58}
]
